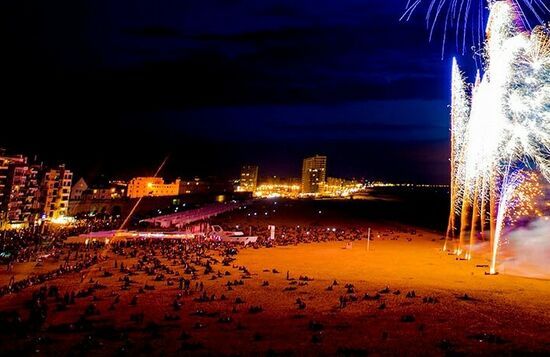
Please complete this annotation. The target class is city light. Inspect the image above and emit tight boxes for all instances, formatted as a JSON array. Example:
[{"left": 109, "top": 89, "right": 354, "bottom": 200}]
[{"left": 50, "top": 215, "right": 76, "bottom": 225}]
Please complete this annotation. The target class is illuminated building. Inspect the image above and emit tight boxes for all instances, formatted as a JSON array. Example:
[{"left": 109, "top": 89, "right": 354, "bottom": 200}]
[
  {"left": 180, "top": 177, "right": 210, "bottom": 194},
  {"left": 0, "top": 151, "right": 26, "bottom": 222},
  {"left": 81, "top": 176, "right": 127, "bottom": 200},
  {"left": 108, "top": 180, "right": 128, "bottom": 199},
  {"left": 127, "top": 177, "right": 180, "bottom": 198},
  {"left": 70, "top": 178, "right": 88, "bottom": 201},
  {"left": 237, "top": 165, "right": 259, "bottom": 193},
  {"left": 301, "top": 155, "right": 327, "bottom": 194},
  {"left": 0, "top": 152, "right": 43, "bottom": 223},
  {"left": 8, "top": 164, "right": 42, "bottom": 222},
  {"left": 41, "top": 164, "right": 73, "bottom": 219}
]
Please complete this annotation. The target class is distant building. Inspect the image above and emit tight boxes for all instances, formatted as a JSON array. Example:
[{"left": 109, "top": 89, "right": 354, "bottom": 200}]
[
  {"left": 1, "top": 149, "right": 76, "bottom": 224},
  {"left": 41, "top": 164, "right": 73, "bottom": 219},
  {"left": 0, "top": 150, "right": 46, "bottom": 224},
  {"left": 238, "top": 165, "right": 259, "bottom": 193},
  {"left": 108, "top": 180, "right": 128, "bottom": 199},
  {"left": 0, "top": 151, "right": 27, "bottom": 221},
  {"left": 179, "top": 176, "right": 235, "bottom": 195},
  {"left": 2, "top": 158, "right": 42, "bottom": 223},
  {"left": 301, "top": 155, "right": 327, "bottom": 194},
  {"left": 71, "top": 178, "right": 88, "bottom": 201},
  {"left": 82, "top": 176, "right": 127, "bottom": 200},
  {"left": 127, "top": 177, "right": 180, "bottom": 198},
  {"left": 179, "top": 177, "right": 210, "bottom": 194}
]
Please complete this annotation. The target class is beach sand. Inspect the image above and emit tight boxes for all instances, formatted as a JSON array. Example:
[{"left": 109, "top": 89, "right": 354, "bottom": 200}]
[{"left": 1, "top": 226, "right": 549, "bottom": 356}]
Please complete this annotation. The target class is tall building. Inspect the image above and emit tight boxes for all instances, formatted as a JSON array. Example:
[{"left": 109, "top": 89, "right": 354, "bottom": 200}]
[
  {"left": 1, "top": 150, "right": 76, "bottom": 224},
  {"left": 41, "top": 165, "right": 73, "bottom": 219},
  {"left": 0, "top": 151, "right": 27, "bottom": 221},
  {"left": 0, "top": 152, "right": 43, "bottom": 223},
  {"left": 301, "top": 155, "right": 327, "bottom": 194},
  {"left": 238, "top": 165, "right": 259, "bottom": 193},
  {"left": 5, "top": 163, "right": 42, "bottom": 222},
  {"left": 127, "top": 177, "right": 180, "bottom": 198}
]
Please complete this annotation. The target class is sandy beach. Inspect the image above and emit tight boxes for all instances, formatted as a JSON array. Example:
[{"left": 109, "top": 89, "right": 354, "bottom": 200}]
[{"left": 1, "top": 220, "right": 549, "bottom": 356}]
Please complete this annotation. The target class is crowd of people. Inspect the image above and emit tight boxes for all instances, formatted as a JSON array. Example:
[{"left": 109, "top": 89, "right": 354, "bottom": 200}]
[
  {"left": 0, "top": 219, "right": 122, "bottom": 297},
  {"left": 0, "top": 218, "right": 121, "bottom": 264},
  {"left": 208, "top": 200, "right": 419, "bottom": 247},
  {"left": 0, "top": 234, "right": 244, "bottom": 353},
  {"left": 0, "top": 202, "right": 429, "bottom": 355},
  {"left": 212, "top": 217, "right": 415, "bottom": 248},
  {"left": 0, "top": 246, "right": 108, "bottom": 297},
  {"left": 0, "top": 201, "right": 419, "bottom": 298}
]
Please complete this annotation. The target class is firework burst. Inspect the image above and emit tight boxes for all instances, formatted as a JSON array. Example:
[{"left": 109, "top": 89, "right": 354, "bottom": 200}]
[
  {"left": 446, "top": 1, "right": 550, "bottom": 272},
  {"left": 403, "top": 0, "right": 550, "bottom": 56}
]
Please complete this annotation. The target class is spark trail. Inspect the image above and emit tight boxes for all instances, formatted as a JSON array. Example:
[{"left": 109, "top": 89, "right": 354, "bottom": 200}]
[{"left": 446, "top": 1, "right": 550, "bottom": 272}]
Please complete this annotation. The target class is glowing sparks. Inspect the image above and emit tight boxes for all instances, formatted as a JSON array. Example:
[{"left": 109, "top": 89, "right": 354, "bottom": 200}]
[
  {"left": 404, "top": 0, "right": 550, "bottom": 55},
  {"left": 447, "top": 1, "right": 550, "bottom": 272}
]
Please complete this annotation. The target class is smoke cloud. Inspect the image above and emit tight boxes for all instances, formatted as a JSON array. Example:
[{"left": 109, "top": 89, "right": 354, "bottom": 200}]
[{"left": 499, "top": 218, "right": 550, "bottom": 279}]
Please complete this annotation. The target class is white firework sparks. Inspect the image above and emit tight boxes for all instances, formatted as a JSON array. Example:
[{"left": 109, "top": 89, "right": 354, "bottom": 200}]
[
  {"left": 448, "top": 1, "right": 550, "bottom": 271},
  {"left": 403, "top": 0, "right": 550, "bottom": 55}
]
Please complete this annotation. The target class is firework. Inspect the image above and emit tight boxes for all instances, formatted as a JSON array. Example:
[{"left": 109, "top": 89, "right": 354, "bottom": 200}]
[
  {"left": 509, "top": 171, "right": 544, "bottom": 224},
  {"left": 489, "top": 169, "right": 543, "bottom": 273},
  {"left": 490, "top": 168, "right": 522, "bottom": 274},
  {"left": 448, "top": 1, "right": 550, "bottom": 271},
  {"left": 403, "top": 0, "right": 550, "bottom": 55},
  {"left": 444, "top": 58, "right": 470, "bottom": 251}
]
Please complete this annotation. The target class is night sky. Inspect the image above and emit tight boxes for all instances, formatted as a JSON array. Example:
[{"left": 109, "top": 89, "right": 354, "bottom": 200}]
[{"left": 1, "top": 0, "right": 470, "bottom": 183}]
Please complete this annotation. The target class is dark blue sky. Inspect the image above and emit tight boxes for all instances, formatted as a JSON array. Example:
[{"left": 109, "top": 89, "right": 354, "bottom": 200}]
[{"left": 1, "top": 0, "right": 467, "bottom": 182}]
